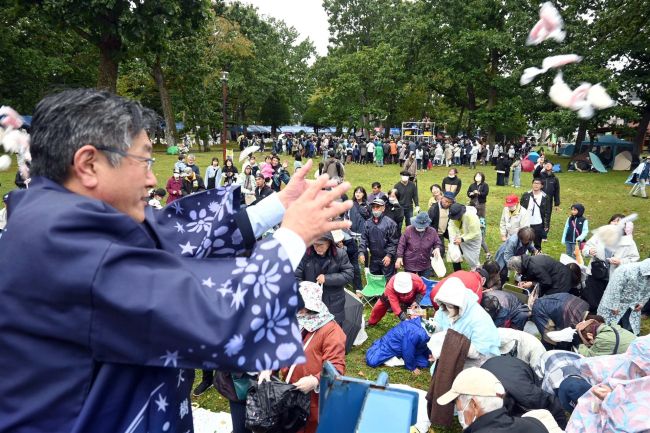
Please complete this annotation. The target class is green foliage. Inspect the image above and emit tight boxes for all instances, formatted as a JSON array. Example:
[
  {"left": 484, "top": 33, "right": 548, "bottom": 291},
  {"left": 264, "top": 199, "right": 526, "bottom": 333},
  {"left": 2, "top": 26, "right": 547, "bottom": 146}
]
[{"left": 259, "top": 93, "right": 291, "bottom": 131}]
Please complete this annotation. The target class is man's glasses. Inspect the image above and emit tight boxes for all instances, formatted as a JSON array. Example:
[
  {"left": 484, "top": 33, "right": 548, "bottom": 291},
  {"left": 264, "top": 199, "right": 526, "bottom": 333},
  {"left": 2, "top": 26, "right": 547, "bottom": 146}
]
[{"left": 95, "top": 146, "right": 156, "bottom": 171}]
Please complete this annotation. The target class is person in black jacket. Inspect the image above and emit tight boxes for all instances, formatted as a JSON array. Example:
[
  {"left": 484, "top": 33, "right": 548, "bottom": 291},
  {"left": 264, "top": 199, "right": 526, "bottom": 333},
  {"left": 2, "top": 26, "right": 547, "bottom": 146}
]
[
  {"left": 520, "top": 178, "right": 551, "bottom": 251},
  {"left": 507, "top": 254, "right": 572, "bottom": 297},
  {"left": 359, "top": 197, "right": 398, "bottom": 280},
  {"left": 251, "top": 172, "right": 273, "bottom": 205},
  {"left": 495, "top": 154, "right": 509, "bottom": 186},
  {"left": 436, "top": 368, "right": 549, "bottom": 433},
  {"left": 428, "top": 192, "right": 455, "bottom": 257},
  {"left": 481, "top": 356, "right": 567, "bottom": 429},
  {"left": 539, "top": 160, "right": 560, "bottom": 239},
  {"left": 296, "top": 231, "right": 353, "bottom": 325},
  {"left": 441, "top": 168, "right": 462, "bottom": 197},
  {"left": 394, "top": 170, "right": 419, "bottom": 227},
  {"left": 467, "top": 172, "right": 489, "bottom": 218},
  {"left": 384, "top": 189, "right": 404, "bottom": 236}
]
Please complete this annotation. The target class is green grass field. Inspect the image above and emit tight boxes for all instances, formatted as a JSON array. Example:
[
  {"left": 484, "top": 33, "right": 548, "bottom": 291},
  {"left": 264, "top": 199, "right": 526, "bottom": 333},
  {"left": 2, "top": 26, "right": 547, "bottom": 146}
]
[{"left": 1, "top": 145, "right": 647, "bottom": 433}]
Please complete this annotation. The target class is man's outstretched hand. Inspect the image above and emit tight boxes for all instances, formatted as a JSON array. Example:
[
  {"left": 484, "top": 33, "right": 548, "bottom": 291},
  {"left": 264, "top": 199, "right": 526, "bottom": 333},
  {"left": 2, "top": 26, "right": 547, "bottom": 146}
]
[
  {"left": 277, "top": 159, "right": 340, "bottom": 210},
  {"left": 281, "top": 168, "right": 352, "bottom": 247}
]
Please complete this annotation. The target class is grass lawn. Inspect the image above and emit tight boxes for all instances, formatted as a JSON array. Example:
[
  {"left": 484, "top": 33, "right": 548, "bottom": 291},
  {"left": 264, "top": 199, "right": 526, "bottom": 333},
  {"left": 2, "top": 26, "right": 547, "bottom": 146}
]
[{"left": 1, "top": 144, "right": 647, "bottom": 433}]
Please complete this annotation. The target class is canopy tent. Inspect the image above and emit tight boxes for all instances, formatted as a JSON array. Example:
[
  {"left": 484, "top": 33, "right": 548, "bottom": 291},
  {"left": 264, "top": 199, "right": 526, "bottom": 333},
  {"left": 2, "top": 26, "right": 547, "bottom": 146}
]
[
  {"left": 580, "top": 135, "right": 633, "bottom": 165},
  {"left": 613, "top": 151, "right": 633, "bottom": 171},
  {"left": 246, "top": 125, "right": 272, "bottom": 134},
  {"left": 390, "top": 128, "right": 401, "bottom": 136},
  {"left": 561, "top": 144, "right": 575, "bottom": 156}
]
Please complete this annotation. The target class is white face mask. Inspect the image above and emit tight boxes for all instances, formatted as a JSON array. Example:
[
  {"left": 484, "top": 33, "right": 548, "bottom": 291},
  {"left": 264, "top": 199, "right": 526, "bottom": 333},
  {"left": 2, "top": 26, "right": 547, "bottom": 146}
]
[
  {"left": 457, "top": 400, "right": 472, "bottom": 429},
  {"left": 389, "top": 198, "right": 398, "bottom": 204},
  {"left": 475, "top": 177, "right": 481, "bottom": 182},
  {"left": 173, "top": 173, "right": 180, "bottom": 179},
  {"left": 372, "top": 210, "right": 383, "bottom": 218},
  {"left": 448, "top": 174, "right": 455, "bottom": 178},
  {"left": 415, "top": 227, "right": 426, "bottom": 232},
  {"left": 401, "top": 176, "right": 409, "bottom": 182}
]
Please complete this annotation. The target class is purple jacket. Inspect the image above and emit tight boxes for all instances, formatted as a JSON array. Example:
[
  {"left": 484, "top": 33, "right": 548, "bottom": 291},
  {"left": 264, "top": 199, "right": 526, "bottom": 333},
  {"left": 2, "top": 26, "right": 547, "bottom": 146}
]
[{"left": 396, "top": 226, "right": 442, "bottom": 272}]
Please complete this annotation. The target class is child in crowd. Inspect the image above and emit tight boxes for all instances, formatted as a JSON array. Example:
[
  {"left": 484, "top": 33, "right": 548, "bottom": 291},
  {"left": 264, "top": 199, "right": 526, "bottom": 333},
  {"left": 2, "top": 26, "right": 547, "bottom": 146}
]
[{"left": 561, "top": 203, "right": 589, "bottom": 258}]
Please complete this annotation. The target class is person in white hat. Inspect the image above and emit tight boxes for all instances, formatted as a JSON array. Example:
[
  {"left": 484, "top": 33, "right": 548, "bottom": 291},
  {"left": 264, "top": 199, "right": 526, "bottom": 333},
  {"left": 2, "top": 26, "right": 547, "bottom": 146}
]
[
  {"left": 436, "top": 368, "right": 548, "bottom": 432},
  {"left": 367, "top": 271, "right": 426, "bottom": 326}
]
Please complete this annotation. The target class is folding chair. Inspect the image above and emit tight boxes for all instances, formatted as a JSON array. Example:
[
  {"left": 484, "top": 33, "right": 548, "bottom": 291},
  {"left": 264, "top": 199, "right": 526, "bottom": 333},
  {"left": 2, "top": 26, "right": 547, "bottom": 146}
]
[
  {"left": 358, "top": 269, "right": 386, "bottom": 308},
  {"left": 419, "top": 277, "right": 438, "bottom": 308},
  {"left": 502, "top": 283, "right": 531, "bottom": 304}
]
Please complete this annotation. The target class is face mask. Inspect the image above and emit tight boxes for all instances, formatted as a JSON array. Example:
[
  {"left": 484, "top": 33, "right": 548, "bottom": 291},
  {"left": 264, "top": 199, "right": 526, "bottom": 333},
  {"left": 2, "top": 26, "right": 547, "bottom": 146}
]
[
  {"left": 401, "top": 175, "right": 409, "bottom": 182},
  {"left": 415, "top": 227, "right": 425, "bottom": 232},
  {"left": 475, "top": 177, "right": 481, "bottom": 182},
  {"left": 389, "top": 198, "right": 398, "bottom": 204},
  {"left": 173, "top": 173, "right": 180, "bottom": 179},
  {"left": 457, "top": 400, "right": 471, "bottom": 429},
  {"left": 372, "top": 210, "right": 382, "bottom": 218},
  {"left": 448, "top": 174, "right": 455, "bottom": 178}
]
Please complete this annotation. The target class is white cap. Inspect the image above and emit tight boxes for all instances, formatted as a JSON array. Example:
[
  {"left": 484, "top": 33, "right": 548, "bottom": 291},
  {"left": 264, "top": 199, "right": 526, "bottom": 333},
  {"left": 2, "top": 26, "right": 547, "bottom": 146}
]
[
  {"left": 393, "top": 272, "right": 413, "bottom": 294},
  {"left": 437, "top": 368, "right": 504, "bottom": 406}
]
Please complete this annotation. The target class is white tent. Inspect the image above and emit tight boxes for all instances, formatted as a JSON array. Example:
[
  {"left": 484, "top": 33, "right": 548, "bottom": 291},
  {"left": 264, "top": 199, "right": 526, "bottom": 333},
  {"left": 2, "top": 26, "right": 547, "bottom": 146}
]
[{"left": 612, "top": 150, "right": 632, "bottom": 171}]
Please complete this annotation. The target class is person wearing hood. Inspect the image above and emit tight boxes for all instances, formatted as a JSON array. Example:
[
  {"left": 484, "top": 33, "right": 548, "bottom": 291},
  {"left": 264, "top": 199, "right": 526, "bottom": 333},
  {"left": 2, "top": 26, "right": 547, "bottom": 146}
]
[
  {"left": 368, "top": 271, "right": 426, "bottom": 326},
  {"left": 432, "top": 277, "right": 501, "bottom": 360},
  {"left": 597, "top": 259, "right": 650, "bottom": 336},
  {"left": 359, "top": 197, "right": 398, "bottom": 280},
  {"left": 394, "top": 170, "right": 419, "bottom": 227},
  {"left": 499, "top": 195, "right": 530, "bottom": 241},
  {"left": 165, "top": 168, "right": 184, "bottom": 204},
  {"left": 561, "top": 203, "right": 589, "bottom": 258},
  {"left": 296, "top": 232, "right": 354, "bottom": 326},
  {"left": 441, "top": 168, "right": 462, "bottom": 197},
  {"left": 447, "top": 203, "right": 482, "bottom": 271},
  {"left": 276, "top": 282, "right": 346, "bottom": 433},
  {"left": 428, "top": 267, "right": 491, "bottom": 308},
  {"left": 396, "top": 212, "right": 442, "bottom": 278},
  {"left": 436, "top": 368, "right": 549, "bottom": 433}
]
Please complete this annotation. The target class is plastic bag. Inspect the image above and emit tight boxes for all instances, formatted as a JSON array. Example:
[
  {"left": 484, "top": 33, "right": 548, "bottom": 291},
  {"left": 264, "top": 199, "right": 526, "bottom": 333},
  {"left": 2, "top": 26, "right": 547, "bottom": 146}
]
[
  {"left": 431, "top": 255, "right": 447, "bottom": 278},
  {"left": 245, "top": 379, "right": 310, "bottom": 433},
  {"left": 446, "top": 243, "right": 463, "bottom": 263}
]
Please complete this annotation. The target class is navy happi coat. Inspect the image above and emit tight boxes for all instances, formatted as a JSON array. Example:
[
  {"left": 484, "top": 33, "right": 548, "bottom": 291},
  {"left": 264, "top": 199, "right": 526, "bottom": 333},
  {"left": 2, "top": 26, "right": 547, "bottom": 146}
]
[{"left": 0, "top": 177, "right": 304, "bottom": 433}]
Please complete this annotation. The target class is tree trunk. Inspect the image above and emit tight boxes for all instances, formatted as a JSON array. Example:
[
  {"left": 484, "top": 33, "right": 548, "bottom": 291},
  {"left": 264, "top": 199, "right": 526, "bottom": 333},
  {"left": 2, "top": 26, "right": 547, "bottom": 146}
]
[
  {"left": 271, "top": 126, "right": 277, "bottom": 136},
  {"left": 632, "top": 105, "right": 650, "bottom": 160},
  {"left": 152, "top": 56, "right": 177, "bottom": 147},
  {"left": 96, "top": 35, "right": 121, "bottom": 93},
  {"left": 486, "top": 48, "right": 499, "bottom": 145},
  {"left": 453, "top": 105, "right": 465, "bottom": 137},
  {"left": 573, "top": 120, "right": 588, "bottom": 155}
]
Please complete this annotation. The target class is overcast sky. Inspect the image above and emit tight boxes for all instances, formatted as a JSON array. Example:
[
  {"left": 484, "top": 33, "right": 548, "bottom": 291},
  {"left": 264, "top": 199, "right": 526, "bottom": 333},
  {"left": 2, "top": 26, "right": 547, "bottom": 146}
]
[{"left": 234, "top": 0, "right": 331, "bottom": 57}]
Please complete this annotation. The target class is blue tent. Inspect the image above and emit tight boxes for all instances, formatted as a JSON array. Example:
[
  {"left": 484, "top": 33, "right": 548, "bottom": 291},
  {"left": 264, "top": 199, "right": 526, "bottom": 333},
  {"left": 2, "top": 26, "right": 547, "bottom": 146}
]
[
  {"left": 561, "top": 144, "right": 575, "bottom": 156},
  {"left": 581, "top": 135, "right": 633, "bottom": 156}
]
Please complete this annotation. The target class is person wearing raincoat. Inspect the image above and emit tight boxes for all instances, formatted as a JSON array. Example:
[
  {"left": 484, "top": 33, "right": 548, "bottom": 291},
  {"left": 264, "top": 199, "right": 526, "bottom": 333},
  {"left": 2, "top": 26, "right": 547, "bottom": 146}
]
[
  {"left": 565, "top": 335, "right": 650, "bottom": 433},
  {"left": 447, "top": 203, "right": 482, "bottom": 270},
  {"left": 597, "top": 259, "right": 650, "bottom": 335},
  {"left": 432, "top": 277, "right": 501, "bottom": 362}
]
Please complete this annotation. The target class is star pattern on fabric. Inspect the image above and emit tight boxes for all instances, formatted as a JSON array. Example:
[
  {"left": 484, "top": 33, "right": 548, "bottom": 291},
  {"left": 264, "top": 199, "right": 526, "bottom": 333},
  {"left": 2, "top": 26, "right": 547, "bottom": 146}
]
[
  {"left": 217, "top": 280, "right": 233, "bottom": 297},
  {"left": 202, "top": 277, "right": 215, "bottom": 288},
  {"left": 179, "top": 241, "right": 196, "bottom": 255},
  {"left": 171, "top": 201, "right": 184, "bottom": 215},
  {"left": 154, "top": 393, "right": 168, "bottom": 412},
  {"left": 174, "top": 222, "right": 185, "bottom": 234},
  {"left": 160, "top": 350, "right": 180, "bottom": 367},
  {"left": 231, "top": 284, "right": 248, "bottom": 310}
]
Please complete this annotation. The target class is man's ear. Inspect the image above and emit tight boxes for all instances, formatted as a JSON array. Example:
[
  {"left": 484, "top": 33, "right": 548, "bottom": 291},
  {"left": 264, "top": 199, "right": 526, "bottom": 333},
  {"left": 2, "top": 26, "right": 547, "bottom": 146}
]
[{"left": 70, "top": 145, "right": 101, "bottom": 189}]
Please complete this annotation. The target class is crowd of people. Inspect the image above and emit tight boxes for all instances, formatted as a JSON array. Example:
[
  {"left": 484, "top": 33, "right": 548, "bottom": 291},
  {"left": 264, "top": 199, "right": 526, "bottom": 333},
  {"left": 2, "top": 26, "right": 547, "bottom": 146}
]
[
  {"left": 1, "top": 88, "right": 649, "bottom": 433},
  {"left": 152, "top": 131, "right": 650, "bottom": 433}
]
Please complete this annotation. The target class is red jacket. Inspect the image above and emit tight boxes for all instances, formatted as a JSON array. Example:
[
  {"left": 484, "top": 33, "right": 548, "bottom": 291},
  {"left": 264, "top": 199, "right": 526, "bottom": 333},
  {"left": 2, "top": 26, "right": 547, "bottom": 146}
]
[
  {"left": 384, "top": 273, "right": 426, "bottom": 316},
  {"left": 429, "top": 270, "right": 483, "bottom": 308},
  {"left": 165, "top": 177, "right": 183, "bottom": 204}
]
